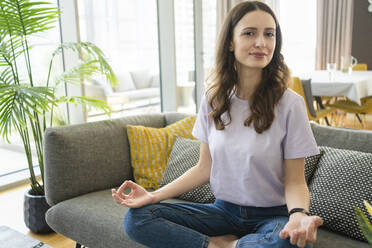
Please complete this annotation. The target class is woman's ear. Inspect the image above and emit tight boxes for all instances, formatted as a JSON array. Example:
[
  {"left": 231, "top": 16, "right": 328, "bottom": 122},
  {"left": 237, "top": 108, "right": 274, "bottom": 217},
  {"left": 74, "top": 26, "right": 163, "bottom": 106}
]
[{"left": 229, "top": 42, "right": 234, "bottom": 52}]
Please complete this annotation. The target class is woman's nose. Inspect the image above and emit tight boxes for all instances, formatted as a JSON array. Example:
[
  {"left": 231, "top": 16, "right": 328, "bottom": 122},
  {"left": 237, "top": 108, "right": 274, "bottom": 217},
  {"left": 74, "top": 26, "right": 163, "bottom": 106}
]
[{"left": 255, "top": 35, "right": 265, "bottom": 48}]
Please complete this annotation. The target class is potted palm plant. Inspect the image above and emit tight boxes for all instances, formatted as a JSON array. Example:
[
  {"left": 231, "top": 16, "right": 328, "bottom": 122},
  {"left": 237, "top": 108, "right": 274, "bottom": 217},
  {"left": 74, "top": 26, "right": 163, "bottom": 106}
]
[{"left": 0, "top": 0, "right": 117, "bottom": 233}]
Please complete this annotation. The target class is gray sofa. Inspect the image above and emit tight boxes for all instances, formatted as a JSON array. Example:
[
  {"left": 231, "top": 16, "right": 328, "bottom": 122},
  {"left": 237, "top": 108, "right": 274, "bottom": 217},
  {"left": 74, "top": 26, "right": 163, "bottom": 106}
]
[
  {"left": 84, "top": 70, "right": 160, "bottom": 108},
  {"left": 44, "top": 112, "right": 371, "bottom": 248}
]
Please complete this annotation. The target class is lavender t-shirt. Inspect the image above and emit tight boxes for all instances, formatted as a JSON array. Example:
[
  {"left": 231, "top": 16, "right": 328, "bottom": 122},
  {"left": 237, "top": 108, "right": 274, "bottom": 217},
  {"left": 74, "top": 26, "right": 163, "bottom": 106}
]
[{"left": 192, "top": 89, "right": 319, "bottom": 207}]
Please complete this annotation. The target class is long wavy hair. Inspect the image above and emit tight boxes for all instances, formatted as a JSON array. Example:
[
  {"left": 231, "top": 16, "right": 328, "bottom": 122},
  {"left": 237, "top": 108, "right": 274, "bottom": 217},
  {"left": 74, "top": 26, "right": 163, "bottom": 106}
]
[{"left": 207, "top": 1, "right": 290, "bottom": 134}]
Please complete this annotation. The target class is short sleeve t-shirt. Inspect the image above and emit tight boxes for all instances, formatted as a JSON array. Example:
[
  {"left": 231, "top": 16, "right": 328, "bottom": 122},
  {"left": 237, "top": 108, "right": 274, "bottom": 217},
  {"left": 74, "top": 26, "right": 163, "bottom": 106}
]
[{"left": 192, "top": 89, "right": 319, "bottom": 207}]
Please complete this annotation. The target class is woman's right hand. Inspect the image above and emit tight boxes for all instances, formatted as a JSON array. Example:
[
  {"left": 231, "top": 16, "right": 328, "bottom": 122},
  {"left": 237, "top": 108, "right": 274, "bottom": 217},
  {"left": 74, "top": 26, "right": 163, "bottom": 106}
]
[{"left": 111, "top": 180, "right": 156, "bottom": 208}]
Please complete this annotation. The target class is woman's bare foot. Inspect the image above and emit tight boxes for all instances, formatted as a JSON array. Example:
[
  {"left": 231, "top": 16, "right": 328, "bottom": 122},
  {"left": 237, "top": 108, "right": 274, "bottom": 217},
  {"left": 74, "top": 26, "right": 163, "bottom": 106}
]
[{"left": 208, "top": 234, "right": 239, "bottom": 248}]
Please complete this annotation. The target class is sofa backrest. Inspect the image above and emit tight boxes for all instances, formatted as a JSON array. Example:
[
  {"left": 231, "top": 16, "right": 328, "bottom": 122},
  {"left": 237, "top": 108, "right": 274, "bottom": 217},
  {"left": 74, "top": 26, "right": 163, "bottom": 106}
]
[
  {"left": 46, "top": 112, "right": 371, "bottom": 206},
  {"left": 45, "top": 113, "right": 166, "bottom": 205},
  {"left": 310, "top": 121, "right": 372, "bottom": 153},
  {"left": 45, "top": 112, "right": 195, "bottom": 205},
  {"left": 164, "top": 112, "right": 193, "bottom": 126}
]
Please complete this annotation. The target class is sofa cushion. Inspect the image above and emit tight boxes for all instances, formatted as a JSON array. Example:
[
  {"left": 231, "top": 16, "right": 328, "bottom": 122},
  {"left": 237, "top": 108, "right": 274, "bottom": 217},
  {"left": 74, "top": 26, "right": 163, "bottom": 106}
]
[
  {"left": 304, "top": 152, "right": 324, "bottom": 185},
  {"left": 46, "top": 189, "right": 144, "bottom": 248},
  {"left": 130, "top": 69, "right": 153, "bottom": 89},
  {"left": 316, "top": 227, "right": 370, "bottom": 248},
  {"left": 113, "top": 71, "right": 136, "bottom": 92},
  {"left": 160, "top": 137, "right": 215, "bottom": 203},
  {"left": 126, "top": 116, "right": 196, "bottom": 190},
  {"left": 46, "top": 188, "right": 191, "bottom": 248},
  {"left": 150, "top": 74, "right": 160, "bottom": 88},
  {"left": 45, "top": 189, "right": 370, "bottom": 248},
  {"left": 309, "top": 146, "right": 372, "bottom": 242}
]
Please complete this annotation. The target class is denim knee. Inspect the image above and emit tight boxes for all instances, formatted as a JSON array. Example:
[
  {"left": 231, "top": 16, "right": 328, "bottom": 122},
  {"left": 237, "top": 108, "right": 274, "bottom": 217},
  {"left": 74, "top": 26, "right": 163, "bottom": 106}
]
[
  {"left": 271, "top": 238, "right": 312, "bottom": 248},
  {"left": 237, "top": 236, "right": 297, "bottom": 248},
  {"left": 123, "top": 208, "right": 135, "bottom": 239},
  {"left": 237, "top": 216, "right": 298, "bottom": 248},
  {"left": 274, "top": 236, "right": 298, "bottom": 248},
  {"left": 123, "top": 207, "right": 150, "bottom": 241}
]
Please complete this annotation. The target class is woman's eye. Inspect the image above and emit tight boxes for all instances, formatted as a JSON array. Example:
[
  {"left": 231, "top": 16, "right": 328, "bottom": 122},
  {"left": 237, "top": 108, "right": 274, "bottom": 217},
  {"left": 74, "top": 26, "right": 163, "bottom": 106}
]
[
  {"left": 244, "top": 32, "right": 254, "bottom": 36},
  {"left": 265, "top": 32, "right": 275, "bottom": 37}
]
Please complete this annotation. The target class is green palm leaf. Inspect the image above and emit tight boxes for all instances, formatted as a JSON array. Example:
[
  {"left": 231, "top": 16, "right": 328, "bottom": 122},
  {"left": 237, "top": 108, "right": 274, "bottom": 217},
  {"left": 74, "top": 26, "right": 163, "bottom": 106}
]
[
  {"left": 57, "top": 95, "right": 113, "bottom": 116},
  {"left": 354, "top": 207, "right": 372, "bottom": 246},
  {"left": 0, "top": 34, "right": 25, "bottom": 65},
  {"left": 0, "top": 67, "right": 13, "bottom": 84},
  {"left": 0, "top": 83, "right": 54, "bottom": 141},
  {"left": 52, "top": 42, "right": 118, "bottom": 87},
  {"left": 54, "top": 60, "right": 105, "bottom": 86},
  {"left": 0, "top": 0, "right": 59, "bottom": 37}
]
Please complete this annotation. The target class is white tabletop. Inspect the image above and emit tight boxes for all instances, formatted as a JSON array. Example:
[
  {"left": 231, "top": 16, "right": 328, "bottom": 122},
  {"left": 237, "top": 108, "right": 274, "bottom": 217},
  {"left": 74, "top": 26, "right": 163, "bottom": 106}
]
[{"left": 306, "top": 70, "right": 372, "bottom": 104}]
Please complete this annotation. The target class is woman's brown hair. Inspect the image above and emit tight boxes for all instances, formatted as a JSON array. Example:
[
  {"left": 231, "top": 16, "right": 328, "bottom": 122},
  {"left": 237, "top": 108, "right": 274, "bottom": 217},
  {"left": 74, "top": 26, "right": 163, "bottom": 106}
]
[{"left": 207, "top": 1, "right": 290, "bottom": 134}]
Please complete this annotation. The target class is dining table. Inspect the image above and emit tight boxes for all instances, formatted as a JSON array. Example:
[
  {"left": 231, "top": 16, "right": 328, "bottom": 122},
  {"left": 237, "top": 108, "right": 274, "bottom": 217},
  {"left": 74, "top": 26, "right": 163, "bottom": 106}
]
[{"left": 306, "top": 70, "right": 372, "bottom": 105}]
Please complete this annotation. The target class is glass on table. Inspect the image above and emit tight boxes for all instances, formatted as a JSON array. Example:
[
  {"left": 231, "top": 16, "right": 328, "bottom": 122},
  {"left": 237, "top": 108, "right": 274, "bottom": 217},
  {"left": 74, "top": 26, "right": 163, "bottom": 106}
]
[{"left": 326, "top": 63, "right": 337, "bottom": 81}]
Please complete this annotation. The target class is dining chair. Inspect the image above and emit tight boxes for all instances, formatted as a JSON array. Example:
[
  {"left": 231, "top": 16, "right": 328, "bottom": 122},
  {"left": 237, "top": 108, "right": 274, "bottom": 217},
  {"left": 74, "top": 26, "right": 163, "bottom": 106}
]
[
  {"left": 333, "top": 63, "right": 368, "bottom": 124},
  {"left": 290, "top": 77, "right": 336, "bottom": 126},
  {"left": 319, "top": 63, "right": 367, "bottom": 122},
  {"left": 325, "top": 97, "right": 372, "bottom": 128},
  {"left": 352, "top": 63, "right": 368, "bottom": 71}
]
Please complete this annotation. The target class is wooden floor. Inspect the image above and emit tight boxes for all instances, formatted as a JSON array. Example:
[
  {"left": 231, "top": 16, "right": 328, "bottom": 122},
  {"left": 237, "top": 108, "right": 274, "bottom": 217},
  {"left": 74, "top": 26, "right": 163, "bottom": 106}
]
[
  {"left": 1, "top": 113, "right": 371, "bottom": 247},
  {"left": 328, "top": 112, "right": 372, "bottom": 130},
  {"left": 0, "top": 184, "right": 76, "bottom": 248}
]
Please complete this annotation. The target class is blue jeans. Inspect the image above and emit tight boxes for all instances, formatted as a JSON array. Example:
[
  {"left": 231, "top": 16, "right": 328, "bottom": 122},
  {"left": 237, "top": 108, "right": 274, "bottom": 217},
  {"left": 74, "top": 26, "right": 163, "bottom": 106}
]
[{"left": 124, "top": 199, "right": 312, "bottom": 248}]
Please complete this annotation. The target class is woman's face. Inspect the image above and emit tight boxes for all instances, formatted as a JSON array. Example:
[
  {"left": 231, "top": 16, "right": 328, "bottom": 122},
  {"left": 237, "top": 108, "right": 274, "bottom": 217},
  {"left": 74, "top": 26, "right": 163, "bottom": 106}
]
[{"left": 230, "top": 10, "right": 276, "bottom": 71}]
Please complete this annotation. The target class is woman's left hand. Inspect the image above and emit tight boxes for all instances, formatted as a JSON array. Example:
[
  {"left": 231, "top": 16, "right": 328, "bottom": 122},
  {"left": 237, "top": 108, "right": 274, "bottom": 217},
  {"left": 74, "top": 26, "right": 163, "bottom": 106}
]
[{"left": 279, "top": 213, "right": 323, "bottom": 248}]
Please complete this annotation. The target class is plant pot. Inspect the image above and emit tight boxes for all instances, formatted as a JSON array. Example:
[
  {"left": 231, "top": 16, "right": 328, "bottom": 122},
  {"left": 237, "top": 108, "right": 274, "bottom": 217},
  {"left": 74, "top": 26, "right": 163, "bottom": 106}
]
[{"left": 24, "top": 189, "right": 53, "bottom": 233}]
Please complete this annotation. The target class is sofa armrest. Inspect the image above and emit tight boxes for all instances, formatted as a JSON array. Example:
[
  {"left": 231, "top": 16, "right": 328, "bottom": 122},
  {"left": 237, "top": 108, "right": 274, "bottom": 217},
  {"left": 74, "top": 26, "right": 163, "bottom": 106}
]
[{"left": 44, "top": 114, "right": 166, "bottom": 206}]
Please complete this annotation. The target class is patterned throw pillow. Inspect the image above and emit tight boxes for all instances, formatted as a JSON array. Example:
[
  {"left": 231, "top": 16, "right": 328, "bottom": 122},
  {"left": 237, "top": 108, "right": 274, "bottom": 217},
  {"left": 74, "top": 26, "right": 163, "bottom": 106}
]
[
  {"left": 304, "top": 151, "right": 323, "bottom": 185},
  {"left": 160, "top": 137, "right": 215, "bottom": 203},
  {"left": 309, "top": 146, "right": 372, "bottom": 242},
  {"left": 127, "top": 116, "right": 196, "bottom": 190}
]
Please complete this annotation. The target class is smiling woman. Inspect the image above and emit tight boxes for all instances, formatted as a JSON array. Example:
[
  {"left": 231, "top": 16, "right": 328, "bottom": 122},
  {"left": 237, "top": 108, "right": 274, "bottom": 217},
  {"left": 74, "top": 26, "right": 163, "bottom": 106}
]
[{"left": 114, "top": 2, "right": 323, "bottom": 248}]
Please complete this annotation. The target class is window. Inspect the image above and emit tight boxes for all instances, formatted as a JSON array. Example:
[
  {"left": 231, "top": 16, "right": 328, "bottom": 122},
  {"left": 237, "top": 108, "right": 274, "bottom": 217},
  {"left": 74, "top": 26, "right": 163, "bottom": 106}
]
[
  {"left": 202, "top": 0, "right": 217, "bottom": 72},
  {"left": 174, "top": 0, "right": 196, "bottom": 113},
  {"left": 278, "top": 0, "right": 317, "bottom": 77},
  {"left": 77, "top": 0, "right": 161, "bottom": 121},
  {"left": 174, "top": 0, "right": 216, "bottom": 113}
]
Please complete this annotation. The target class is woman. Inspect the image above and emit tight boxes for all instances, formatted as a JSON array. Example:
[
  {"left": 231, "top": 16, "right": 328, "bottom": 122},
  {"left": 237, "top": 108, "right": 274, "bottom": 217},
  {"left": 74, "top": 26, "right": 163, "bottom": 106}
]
[{"left": 112, "top": 1, "right": 323, "bottom": 247}]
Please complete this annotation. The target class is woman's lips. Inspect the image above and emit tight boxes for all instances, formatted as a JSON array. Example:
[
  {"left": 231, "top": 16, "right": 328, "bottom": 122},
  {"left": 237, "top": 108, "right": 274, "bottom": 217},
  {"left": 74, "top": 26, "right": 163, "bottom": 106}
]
[{"left": 250, "top": 52, "right": 266, "bottom": 58}]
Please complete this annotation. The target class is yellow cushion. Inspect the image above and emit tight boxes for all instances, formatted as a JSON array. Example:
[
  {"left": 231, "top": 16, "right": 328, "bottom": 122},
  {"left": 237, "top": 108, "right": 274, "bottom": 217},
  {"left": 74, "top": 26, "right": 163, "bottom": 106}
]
[{"left": 126, "top": 116, "right": 196, "bottom": 190}]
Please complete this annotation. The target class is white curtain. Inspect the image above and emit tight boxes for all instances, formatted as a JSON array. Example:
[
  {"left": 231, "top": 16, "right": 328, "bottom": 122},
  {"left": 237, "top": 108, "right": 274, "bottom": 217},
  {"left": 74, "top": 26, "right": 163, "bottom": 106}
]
[{"left": 315, "top": 0, "right": 354, "bottom": 70}]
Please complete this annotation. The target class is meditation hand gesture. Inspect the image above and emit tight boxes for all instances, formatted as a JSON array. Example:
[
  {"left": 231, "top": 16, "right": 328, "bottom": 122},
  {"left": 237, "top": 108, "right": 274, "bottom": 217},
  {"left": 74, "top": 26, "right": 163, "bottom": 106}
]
[
  {"left": 279, "top": 213, "right": 323, "bottom": 248},
  {"left": 112, "top": 180, "right": 156, "bottom": 208}
]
